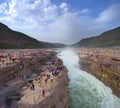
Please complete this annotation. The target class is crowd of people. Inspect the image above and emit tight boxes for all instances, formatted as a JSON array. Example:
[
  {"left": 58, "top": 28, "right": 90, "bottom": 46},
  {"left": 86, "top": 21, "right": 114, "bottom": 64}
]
[
  {"left": 0, "top": 49, "right": 54, "bottom": 67},
  {"left": 27, "top": 54, "right": 65, "bottom": 99},
  {"left": 0, "top": 49, "right": 66, "bottom": 103},
  {"left": 0, "top": 49, "right": 64, "bottom": 100}
]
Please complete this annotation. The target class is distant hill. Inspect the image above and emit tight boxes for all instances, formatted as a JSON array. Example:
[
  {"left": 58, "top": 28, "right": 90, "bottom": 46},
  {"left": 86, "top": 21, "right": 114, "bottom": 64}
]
[
  {"left": 0, "top": 22, "right": 65, "bottom": 49},
  {"left": 73, "top": 26, "right": 120, "bottom": 48}
]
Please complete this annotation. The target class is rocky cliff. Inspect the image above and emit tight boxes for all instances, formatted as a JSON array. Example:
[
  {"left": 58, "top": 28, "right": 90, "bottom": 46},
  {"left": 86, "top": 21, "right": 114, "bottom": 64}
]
[
  {"left": 0, "top": 49, "right": 70, "bottom": 108},
  {"left": 18, "top": 68, "right": 69, "bottom": 108},
  {"left": 78, "top": 49, "right": 120, "bottom": 98}
]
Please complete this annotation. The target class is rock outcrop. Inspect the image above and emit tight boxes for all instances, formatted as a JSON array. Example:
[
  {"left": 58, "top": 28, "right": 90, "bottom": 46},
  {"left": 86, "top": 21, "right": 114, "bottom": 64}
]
[
  {"left": 79, "top": 54, "right": 120, "bottom": 98},
  {"left": 0, "top": 49, "right": 70, "bottom": 108},
  {"left": 18, "top": 68, "right": 69, "bottom": 108}
]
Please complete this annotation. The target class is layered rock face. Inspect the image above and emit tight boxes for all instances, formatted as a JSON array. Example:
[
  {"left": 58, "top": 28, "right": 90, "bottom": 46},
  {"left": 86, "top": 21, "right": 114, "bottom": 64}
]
[{"left": 78, "top": 48, "right": 120, "bottom": 98}]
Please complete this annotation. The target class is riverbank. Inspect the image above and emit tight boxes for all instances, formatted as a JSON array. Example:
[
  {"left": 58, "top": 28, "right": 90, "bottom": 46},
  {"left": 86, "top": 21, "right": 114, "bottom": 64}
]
[
  {"left": 76, "top": 48, "right": 120, "bottom": 98},
  {"left": 0, "top": 49, "right": 70, "bottom": 108}
]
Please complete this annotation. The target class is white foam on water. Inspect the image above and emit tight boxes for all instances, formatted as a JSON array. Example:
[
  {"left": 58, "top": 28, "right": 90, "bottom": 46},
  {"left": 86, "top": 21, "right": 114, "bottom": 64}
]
[{"left": 57, "top": 48, "right": 120, "bottom": 108}]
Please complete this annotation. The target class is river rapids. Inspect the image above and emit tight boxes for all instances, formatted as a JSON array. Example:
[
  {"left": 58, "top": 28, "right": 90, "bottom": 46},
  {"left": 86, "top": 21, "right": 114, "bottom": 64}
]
[{"left": 57, "top": 48, "right": 120, "bottom": 108}]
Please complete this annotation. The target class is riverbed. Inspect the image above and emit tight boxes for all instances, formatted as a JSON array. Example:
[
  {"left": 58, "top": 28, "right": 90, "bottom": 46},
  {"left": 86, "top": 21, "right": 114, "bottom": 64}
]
[{"left": 57, "top": 48, "right": 120, "bottom": 108}]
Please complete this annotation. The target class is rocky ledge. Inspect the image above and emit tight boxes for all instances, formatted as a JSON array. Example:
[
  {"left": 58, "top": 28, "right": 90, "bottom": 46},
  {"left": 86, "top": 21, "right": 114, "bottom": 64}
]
[{"left": 0, "top": 49, "right": 70, "bottom": 108}]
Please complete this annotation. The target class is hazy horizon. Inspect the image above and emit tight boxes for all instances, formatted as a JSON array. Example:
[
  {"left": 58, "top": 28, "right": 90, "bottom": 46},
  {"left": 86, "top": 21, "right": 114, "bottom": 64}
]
[{"left": 0, "top": 0, "right": 120, "bottom": 44}]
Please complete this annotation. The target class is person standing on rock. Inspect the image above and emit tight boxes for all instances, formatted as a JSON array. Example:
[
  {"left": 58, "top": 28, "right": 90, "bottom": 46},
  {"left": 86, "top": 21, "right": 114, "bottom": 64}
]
[
  {"left": 30, "top": 82, "right": 35, "bottom": 90},
  {"left": 45, "top": 77, "right": 48, "bottom": 84},
  {"left": 19, "top": 63, "right": 24, "bottom": 71},
  {"left": 42, "top": 89, "right": 45, "bottom": 97}
]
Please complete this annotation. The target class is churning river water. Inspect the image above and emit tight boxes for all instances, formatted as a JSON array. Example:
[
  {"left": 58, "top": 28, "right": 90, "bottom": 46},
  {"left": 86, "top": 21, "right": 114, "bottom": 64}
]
[{"left": 57, "top": 48, "right": 120, "bottom": 108}]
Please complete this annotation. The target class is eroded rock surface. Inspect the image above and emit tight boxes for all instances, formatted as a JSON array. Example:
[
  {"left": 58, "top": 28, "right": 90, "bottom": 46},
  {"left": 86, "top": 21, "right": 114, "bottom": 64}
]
[{"left": 78, "top": 48, "right": 120, "bottom": 98}]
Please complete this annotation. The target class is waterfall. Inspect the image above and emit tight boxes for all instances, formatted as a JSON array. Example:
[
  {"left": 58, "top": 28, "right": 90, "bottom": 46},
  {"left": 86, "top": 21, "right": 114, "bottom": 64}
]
[{"left": 57, "top": 48, "right": 120, "bottom": 108}]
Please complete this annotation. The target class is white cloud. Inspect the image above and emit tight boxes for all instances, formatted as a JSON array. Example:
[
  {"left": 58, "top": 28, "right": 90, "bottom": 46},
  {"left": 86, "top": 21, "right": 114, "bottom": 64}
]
[
  {"left": 81, "top": 8, "right": 90, "bottom": 14},
  {"left": 96, "top": 2, "right": 120, "bottom": 23},
  {"left": 59, "top": 2, "right": 68, "bottom": 12},
  {"left": 0, "top": 2, "right": 8, "bottom": 14},
  {"left": 0, "top": 0, "right": 120, "bottom": 44}
]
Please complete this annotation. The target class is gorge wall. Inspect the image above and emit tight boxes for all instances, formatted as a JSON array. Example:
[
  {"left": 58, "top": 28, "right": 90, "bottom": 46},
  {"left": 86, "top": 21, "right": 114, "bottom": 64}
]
[{"left": 78, "top": 48, "right": 120, "bottom": 98}]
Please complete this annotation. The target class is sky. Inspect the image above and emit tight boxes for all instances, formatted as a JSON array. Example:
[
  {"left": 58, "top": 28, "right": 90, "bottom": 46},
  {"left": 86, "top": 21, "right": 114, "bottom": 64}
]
[{"left": 0, "top": 0, "right": 120, "bottom": 44}]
